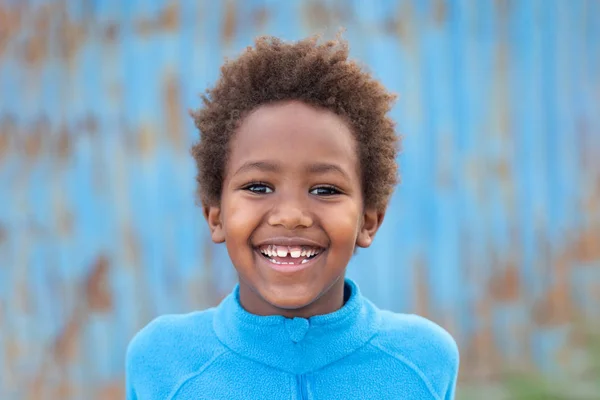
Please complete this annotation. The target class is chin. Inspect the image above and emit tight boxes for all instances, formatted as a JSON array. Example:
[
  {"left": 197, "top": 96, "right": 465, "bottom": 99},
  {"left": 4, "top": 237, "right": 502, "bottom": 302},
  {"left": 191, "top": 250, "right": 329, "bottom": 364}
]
[{"left": 260, "top": 285, "right": 319, "bottom": 311}]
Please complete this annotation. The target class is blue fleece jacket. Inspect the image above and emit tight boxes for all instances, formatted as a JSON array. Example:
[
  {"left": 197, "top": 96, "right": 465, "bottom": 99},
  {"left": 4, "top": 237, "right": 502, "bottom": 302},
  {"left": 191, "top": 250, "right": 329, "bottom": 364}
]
[{"left": 126, "top": 279, "right": 459, "bottom": 399}]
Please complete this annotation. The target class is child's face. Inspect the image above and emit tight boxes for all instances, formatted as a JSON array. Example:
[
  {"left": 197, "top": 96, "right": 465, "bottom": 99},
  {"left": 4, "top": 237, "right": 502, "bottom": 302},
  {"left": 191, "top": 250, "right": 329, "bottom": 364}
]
[{"left": 205, "top": 101, "right": 382, "bottom": 316}]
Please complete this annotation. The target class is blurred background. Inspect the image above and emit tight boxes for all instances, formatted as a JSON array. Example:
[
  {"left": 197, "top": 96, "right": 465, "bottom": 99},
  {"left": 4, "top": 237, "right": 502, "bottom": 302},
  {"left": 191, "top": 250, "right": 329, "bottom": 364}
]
[{"left": 1, "top": 0, "right": 599, "bottom": 399}]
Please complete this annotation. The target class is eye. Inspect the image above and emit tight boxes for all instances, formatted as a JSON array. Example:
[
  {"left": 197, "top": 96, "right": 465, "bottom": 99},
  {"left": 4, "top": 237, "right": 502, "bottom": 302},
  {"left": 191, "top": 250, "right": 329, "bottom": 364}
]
[
  {"left": 310, "top": 185, "right": 342, "bottom": 196},
  {"left": 243, "top": 182, "right": 273, "bottom": 194}
]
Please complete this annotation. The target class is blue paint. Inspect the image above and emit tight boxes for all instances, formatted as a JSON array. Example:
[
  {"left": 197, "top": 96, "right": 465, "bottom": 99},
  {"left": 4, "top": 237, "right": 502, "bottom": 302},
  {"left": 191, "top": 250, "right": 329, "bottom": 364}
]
[{"left": 0, "top": 0, "right": 598, "bottom": 397}]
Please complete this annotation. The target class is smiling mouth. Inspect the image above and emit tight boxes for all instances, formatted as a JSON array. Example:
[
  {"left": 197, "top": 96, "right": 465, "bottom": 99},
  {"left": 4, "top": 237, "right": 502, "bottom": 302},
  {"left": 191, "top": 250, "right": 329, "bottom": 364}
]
[{"left": 256, "top": 244, "right": 324, "bottom": 265}]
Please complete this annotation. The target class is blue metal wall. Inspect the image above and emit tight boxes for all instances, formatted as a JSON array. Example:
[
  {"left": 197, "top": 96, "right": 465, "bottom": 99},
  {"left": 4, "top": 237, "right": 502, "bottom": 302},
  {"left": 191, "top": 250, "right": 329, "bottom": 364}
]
[{"left": 1, "top": 0, "right": 599, "bottom": 398}]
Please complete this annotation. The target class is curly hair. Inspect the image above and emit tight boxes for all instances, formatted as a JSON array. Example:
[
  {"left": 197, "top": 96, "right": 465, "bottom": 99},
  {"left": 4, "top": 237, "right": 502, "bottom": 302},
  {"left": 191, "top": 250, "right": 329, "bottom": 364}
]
[{"left": 191, "top": 35, "right": 399, "bottom": 211}]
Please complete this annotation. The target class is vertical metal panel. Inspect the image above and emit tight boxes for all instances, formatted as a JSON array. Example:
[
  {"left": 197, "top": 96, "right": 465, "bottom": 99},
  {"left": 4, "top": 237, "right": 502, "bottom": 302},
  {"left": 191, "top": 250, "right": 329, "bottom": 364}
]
[{"left": 0, "top": 0, "right": 599, "bottom": 398}]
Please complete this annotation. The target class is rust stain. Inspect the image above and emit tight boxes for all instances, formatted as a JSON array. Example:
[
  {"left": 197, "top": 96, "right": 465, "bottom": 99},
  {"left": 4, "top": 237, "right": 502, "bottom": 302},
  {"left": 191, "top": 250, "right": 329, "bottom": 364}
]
[
  {"left": 301, "top": 0, "right": 352, "bottom": 32},
  {"left": 489, "top": 262, "right": 520, "bottom": 302},
  {"left": 104, "top": 22, "right": 120, "bottom": 42},
  {"left": 432, "top": 0, "right": 447, "bottom": 25},
  {"left": 137, "top": 124, "right": 156, "bottom": 156},
  {"left": 137, "top": 2, "right": 180, "bottom": 36},
  {"left": 413, "top": 255, "right": 430, "bottom": 317},
  {"left": 463, "top": 327, "right": 502, "bottom": 379},
  {"left": 98, "top": 381, "right": 125, "bottom": 400},
  {"left": 496, "top": 159, "right": 511, "bottom": 181},
  {"left": 572, "top": 228, "right": 600, "bottom": 263},
  {"left": 532, "top": 285, "right": 572, "bottom": 326},
  {"left": 52, "top": 254, "right": 112, "bottom": 367},
  {"left": 495, "top": 0, "right": 512, "bottom": 18},
  {"left": 385, "top": 1, "right": 414, "bottom": 47},
  {"left": 252, "top": 7, "right": 269, "bottom": 30},
  {"left": 222, "top": 0, "right": 237, "bottom": 44},
  {"left": 161, "top": 2, "right": 180, "bottom": 31},
  {"left": 56, "top": 200, "right": 74, "bottom": 236},
  {"left": 57, "top": 8, "right": 87, "bottom": 63},
  {"left": 55, "top": 123, "right": 71, "bottom": 160},
  {"left": 474, "top": 291, "right": 493, "bottom": 321},
  {"left": 164, "top": 74, "right": 184, "bottom": 149},
  {"left": 5, "top": 339, "right": 20, "bottom": 385},
  {"left": 23, "top": 5, "right": 51, "bottom": 65},
  {"left": 332, "top": 2, "right": 353, "bottom": 25},
  {"left": 52, "top": 309, "right": 82, "bottom": 363},
  {"left": 23, "top": 131, "right": 42, "bottom": 159},
  {"left": 0, "top": 3, "right": 23, "bottom": 58},
  {"left": 0, "top": 133, "right": 8, "bottom": 160},
  {"left": 56, "top": 377, "right": 74, "bottom": 399},
  {"left": 23, "top": 34, "right": 48, "bottom": 66},
  {"left": 78, "top": 113, "right": 99, "bottom": 136},
  {"left": 0, "top": 113, "right": 15, "bottom": 161},
  {"left": 24, "top": 116, "right": 50, "bottom": 159},
  {"left": 191, "top": 238, "right": 217, "bottom": 307},
  {"left": 303, "top": 1, "right": 333, "bottom": 31},
  {"left": 85, "top": 255, "right": 113, "bottom": 312},
  {"left": 529, "top": 228, "right": 575, "bottom": 327}
]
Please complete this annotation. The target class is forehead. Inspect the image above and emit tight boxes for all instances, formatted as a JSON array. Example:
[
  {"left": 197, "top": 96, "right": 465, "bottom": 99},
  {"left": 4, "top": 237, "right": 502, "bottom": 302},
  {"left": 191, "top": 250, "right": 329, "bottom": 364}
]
[{"left": 227, "top": 101, "right": 358, "bottom": 175}]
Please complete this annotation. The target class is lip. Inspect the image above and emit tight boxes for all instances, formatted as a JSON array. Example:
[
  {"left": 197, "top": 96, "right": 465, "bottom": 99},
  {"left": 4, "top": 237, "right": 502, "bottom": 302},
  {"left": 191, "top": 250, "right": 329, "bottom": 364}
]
[
  {"left": 253, "top": 236, "right": 327, "bottom": 249},
  {"left": 254, "top": 248, "right": 326, "bottom": 273}
]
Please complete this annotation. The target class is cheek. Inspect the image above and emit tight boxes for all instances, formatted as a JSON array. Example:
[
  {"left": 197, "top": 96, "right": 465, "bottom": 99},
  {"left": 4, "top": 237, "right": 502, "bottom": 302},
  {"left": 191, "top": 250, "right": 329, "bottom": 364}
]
[
  {"left": 223, "top": 196, "right": 262, "bottom": 241},
  {"left": 323, "top": 202, "right": 362, "bottom": 247}
]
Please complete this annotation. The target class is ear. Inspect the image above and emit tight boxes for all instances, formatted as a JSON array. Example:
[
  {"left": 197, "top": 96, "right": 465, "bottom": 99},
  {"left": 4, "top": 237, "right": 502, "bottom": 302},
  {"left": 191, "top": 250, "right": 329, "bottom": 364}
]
[
  {"left": 203, "top": 204, "right": 225, "bottom": 243},
  {"left": 356, "top": 208, "right": 385, "bottom": 248}
]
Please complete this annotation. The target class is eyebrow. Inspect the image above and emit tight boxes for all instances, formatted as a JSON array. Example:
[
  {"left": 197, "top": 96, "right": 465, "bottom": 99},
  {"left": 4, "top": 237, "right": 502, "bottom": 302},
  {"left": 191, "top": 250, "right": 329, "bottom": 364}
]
[
  {"left": 306, "top": 162, "right": 350, "bottom": 180},
  {"left": 234, "top": 161, "right": 280, "bottom": 176},
  {"left": 233, "top": 160, "right": 350, "bottom": 180}
]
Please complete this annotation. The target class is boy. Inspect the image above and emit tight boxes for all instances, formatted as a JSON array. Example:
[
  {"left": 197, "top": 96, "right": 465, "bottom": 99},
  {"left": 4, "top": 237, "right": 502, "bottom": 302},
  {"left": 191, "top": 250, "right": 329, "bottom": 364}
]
[{"left": 126, "top": 36, "right": 459, "bottom": 400}]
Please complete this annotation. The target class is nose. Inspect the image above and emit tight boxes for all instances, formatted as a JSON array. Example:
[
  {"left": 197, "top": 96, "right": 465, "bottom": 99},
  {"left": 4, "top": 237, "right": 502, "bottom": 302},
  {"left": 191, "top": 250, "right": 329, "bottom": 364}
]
[{"left": 267, "top": 194, "right": 313, "bottom": 230}]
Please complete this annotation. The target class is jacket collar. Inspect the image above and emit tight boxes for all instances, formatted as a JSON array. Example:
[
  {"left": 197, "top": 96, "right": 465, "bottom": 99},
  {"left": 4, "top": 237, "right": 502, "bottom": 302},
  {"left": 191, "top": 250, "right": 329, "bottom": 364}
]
[{"left": 213, "top": 279, "right": 379, "bottom": 374}]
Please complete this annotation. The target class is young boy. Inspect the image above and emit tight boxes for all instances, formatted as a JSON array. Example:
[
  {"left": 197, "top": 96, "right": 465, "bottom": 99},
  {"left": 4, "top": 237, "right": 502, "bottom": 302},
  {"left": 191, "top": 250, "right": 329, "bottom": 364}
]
[{"left": 126, "top": 36, "right": 459, "bottom": 400}]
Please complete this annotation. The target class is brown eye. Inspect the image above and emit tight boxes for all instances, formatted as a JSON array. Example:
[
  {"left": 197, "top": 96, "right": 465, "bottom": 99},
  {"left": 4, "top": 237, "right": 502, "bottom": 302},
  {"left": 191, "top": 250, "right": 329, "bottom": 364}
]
[
  {"left": 244, "top": 183, "right": 273, "bottom": 194},
  {"left": 310, "top": 186, "right": 341, "bottom": 196}
]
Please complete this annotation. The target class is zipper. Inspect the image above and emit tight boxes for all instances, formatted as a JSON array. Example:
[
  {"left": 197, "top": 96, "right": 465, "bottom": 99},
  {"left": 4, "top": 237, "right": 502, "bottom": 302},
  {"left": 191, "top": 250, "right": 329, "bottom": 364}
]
[{"left": 296, "top": 374, "right": 308, "bottom": 400}]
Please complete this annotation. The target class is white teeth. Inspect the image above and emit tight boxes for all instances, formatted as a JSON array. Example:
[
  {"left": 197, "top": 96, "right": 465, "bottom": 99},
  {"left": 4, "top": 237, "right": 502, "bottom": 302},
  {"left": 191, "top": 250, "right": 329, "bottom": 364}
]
[
  {"left": 259, "top": 245, "right": 322, "bottom": 260},
  {"left": 268, "top": 258, "right": 293, "bottom": 265},
  {"left": 276, "top": 246, "right": 288, "bottom": 257}
]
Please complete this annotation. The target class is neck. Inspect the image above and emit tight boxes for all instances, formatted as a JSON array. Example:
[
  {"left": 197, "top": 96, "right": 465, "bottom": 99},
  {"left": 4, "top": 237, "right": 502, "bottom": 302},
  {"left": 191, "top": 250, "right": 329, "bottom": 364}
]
[{"left": 238, "top": 277, "right": 346, "bottom": 318}]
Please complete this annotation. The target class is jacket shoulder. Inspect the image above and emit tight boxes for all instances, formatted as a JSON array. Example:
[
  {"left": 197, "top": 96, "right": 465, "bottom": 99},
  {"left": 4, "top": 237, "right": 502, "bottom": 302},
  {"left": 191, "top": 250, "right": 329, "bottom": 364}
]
[
  {"left": 125, "top": 309, "right": 224, "bottom": 399},
  {"left": 371, "top": 311, "right": 459, "bottom": 400}
]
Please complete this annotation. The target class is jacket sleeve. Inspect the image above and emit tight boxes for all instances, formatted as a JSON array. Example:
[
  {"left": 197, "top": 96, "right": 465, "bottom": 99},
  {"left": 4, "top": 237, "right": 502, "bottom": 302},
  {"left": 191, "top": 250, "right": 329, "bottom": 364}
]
[
  {"left": 444, "top": 349, "right": 459, "bottom": 400},
  {"left": 125, "top": 339, "right": 138, "bottom": 400}
]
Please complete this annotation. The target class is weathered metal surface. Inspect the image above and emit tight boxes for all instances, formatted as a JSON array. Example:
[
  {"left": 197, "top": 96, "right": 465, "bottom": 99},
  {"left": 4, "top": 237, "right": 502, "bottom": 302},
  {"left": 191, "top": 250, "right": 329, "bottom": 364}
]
[{"left": 0, "top": 0, "right": 598, "bottom": 399}]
